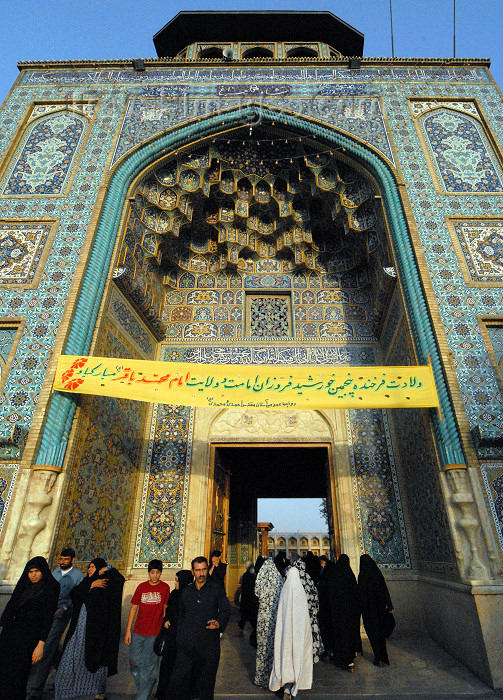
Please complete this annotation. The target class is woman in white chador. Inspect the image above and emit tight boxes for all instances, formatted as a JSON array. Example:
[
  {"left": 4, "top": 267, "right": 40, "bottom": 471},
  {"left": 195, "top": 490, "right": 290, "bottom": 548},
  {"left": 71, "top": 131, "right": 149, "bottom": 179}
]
[{"left": 269, "top": 566, "right": 313, "bottom": 698}]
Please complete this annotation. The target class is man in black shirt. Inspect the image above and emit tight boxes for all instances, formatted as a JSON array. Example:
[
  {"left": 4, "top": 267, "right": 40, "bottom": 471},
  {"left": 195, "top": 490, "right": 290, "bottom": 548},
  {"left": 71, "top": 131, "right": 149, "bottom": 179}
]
[{"left": 167, "top": 556, "right": 230, "bottom": 700}]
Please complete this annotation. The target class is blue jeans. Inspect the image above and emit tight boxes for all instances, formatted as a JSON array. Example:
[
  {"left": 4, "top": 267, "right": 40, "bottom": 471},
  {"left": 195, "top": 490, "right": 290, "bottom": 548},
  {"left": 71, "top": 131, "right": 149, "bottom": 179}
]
[{"left": 129, "top": 632, "right": 159, "bottom": 700}]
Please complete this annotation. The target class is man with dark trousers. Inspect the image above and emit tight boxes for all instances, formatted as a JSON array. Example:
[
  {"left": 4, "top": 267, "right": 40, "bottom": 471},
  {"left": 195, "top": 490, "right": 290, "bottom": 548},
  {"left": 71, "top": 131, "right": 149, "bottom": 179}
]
[{"left": 167, "top": 555, "right": 230, "bottom": 700}]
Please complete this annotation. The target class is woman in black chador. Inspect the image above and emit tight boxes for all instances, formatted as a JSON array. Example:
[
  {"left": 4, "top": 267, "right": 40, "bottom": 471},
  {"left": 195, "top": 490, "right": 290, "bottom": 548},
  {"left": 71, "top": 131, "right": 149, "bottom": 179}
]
[
  {"left": 327, "top": 554, "right": 362, "bottom": 672},
  {"left": 54, "top": 557, "right": 125, "bottom": 700},
  {"left": 0, "top": 556, "right": 60, "bottom": 699},
  {"left": 156, "top": 569, "right": 193, "bottom": 699},
  {"left": 238, "top": 561, "right": 259, "bottom": 647},
  {"left": 208, "top": 550, "right": 227, "bottom": 588},
  {"left": 317, "top": 557, "right": 335, "bottom": 659},
  {"left": 358, "top": 554, "right": 394, "bottom": 666}
]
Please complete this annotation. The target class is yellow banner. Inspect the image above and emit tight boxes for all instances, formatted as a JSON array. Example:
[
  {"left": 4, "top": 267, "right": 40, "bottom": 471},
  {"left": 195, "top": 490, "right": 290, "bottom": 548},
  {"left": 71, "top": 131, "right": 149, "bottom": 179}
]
[{"left": 52, "top": 355, "right": 440, "bottom": 410}]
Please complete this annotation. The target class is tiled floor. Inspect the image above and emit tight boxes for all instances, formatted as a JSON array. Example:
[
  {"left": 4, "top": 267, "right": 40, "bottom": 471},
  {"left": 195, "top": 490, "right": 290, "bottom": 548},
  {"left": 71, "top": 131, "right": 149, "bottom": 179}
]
[{"left": 42, "top": 608, "right": 502, "bottom": 699}]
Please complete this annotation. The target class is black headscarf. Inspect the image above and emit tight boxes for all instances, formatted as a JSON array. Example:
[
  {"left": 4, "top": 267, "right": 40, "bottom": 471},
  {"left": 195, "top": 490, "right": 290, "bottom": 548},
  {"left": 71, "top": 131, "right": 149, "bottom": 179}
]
[
  {"left": 306, "top": 551, "right": 321, "bottom": 584},
  {"left": 16, "top": 557, "right": 56, "bottom": 605},
  {"left": 358, "top": 554, "right": 393, "bottom": 622},
  {"left": 162, "top": 569, "right": 193, "bottom": 643},
  {"left": 176, "top": 569, "right": 193, "bottom": 592},
  {"left": 89, "top": 558, "right": 107, "bottom": 578},
  {"left": 273, "top": 551, "right": 289, "bottom": 577},
  {"left": 254, "top": 555, "right": 265, "bottom": 576},
  {"left": 1, "top": 556, "right": 60, "bottom": 629}
]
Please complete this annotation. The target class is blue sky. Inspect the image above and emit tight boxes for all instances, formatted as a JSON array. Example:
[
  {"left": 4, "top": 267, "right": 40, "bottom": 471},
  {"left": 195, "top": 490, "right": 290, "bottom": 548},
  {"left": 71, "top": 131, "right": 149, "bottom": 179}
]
[
  {"left": 1, "top": 1, "right": 502, "bottom": 532},
  {"left": 1, "top": 0, "right": 503, "bottom": 103},
  {"left": 258, "top": 499, "right": 327, "bottom": 532}
]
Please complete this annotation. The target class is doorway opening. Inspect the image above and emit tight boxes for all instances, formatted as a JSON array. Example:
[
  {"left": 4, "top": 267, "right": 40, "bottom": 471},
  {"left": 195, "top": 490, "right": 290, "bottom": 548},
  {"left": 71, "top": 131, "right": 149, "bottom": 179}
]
[
  {"left": 207, "top": 443, "right": 339, "bottom": 596},
  {"left": 257, "top": 498, "right": 329, "bottom": 558}
]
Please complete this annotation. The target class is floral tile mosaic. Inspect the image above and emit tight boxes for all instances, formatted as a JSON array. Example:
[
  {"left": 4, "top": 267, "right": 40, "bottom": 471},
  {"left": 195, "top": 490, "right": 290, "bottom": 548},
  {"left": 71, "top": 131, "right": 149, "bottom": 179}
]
[
  {"left": 0, "top": 220, "right": 56, "bottom": 287},
  {"left": 347, "top": 408, "right": 410, "bottom": 568},
  {"left": 133, "top": 401, "right": 194, "bottom": 568},
  {"left": 54, "top": 319, "right": 148, "bottom": 568},
  {"left": 419, "top": 107, "right": 503, "bottom": 193},
  {"left": 449, "top": 219, "right": 503, "bottom": 285},
  {"left": 1, "top": 107, "right": 94, "bottom": 196}
]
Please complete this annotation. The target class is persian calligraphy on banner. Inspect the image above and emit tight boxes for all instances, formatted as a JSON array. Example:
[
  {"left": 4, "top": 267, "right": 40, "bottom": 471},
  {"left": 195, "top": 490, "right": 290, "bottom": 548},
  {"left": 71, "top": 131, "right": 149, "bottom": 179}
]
[{"left": 53, "top": 355, "right": 440, "bottom": 411}]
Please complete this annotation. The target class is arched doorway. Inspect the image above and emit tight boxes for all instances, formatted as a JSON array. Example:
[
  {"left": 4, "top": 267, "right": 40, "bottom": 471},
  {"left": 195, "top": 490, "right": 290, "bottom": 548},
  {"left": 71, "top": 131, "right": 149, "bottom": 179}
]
[{"left": 36, "top": 105, "right": 461, "bottom": 582}]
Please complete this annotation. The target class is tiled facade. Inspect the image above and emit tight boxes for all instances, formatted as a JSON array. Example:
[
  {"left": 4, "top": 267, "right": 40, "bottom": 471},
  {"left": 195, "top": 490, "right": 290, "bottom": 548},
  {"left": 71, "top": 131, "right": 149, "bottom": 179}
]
[{"left": 0, "top": 36, "right": 501, "bottom": 591}]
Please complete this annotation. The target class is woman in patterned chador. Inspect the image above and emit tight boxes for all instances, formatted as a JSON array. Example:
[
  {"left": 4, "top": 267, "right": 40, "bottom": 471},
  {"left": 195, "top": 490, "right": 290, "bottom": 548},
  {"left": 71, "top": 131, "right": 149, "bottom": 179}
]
[
  {"left": 292, "top": 557, "right": 324, "bottom": 662},
  {"left": 254, "top": 558, "right": 284, "bottom": 687},
  {"left": 0, "top": 556, "right": 60, "bottom": 699},
  {"left": 54, "top": 557, "right": 125, "bottom": 700}
]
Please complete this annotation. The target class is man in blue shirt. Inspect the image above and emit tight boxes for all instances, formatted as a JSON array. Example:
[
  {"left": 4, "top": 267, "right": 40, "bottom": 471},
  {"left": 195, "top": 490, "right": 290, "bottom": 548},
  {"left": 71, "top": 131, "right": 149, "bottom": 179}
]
[{"left": 26, "top": 547, "right": 84, "bottom": 700}]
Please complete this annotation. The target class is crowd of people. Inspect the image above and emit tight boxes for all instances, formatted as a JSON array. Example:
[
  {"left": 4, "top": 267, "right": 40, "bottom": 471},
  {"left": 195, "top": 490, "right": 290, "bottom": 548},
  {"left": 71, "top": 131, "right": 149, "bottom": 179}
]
[
  {"left": 0, "top": 546, "right": 393, "bottom": 700},
  {"left": 247, "top": 550, "right": 394, "bottom": 697}
]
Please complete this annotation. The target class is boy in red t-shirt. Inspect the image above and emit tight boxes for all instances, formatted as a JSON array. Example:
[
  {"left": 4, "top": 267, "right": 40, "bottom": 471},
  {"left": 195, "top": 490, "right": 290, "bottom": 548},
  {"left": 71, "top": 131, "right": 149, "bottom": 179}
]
[{"left": 125, "top": 559, "right": 170, "bottom": 700}]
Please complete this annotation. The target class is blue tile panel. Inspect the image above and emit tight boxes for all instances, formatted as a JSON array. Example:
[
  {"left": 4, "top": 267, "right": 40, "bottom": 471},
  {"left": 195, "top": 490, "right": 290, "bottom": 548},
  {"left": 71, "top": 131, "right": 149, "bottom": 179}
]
[
  {"left": 421, "top": 108, "right": 503, "bottom": 193},
  {"left": 347, "top": 408, "right": 410, "bottom": 568},
  {"left": 2, "top": 110, "right": 89, "bottom": 195},
  {"left": 111, "top": 95, "right": 394, "bottom": 166},
  {"left": 108, "top": 286, "right": 156, "bottom": 358},
  {"left": 133, "top": 402, "right": 193, "bottom": 568},
  {"left": 387, "top": 318, "right": 455, "bottom": 571}
]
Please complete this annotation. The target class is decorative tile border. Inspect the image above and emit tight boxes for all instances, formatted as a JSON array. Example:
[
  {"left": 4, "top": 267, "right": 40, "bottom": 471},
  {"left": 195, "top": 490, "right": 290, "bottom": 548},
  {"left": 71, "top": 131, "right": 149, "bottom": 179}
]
[
  {"left": 0, "top": 463, "right": 19, "bottom": 533},
  {"left": 107, "top": 286, "right": 156, "bottom": 359},
  {"left": 480, "top": 463, "right": 503, "bottom": 553},
  {"left": 17, "top": 65, "right": 490, "bottom": 88}
]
